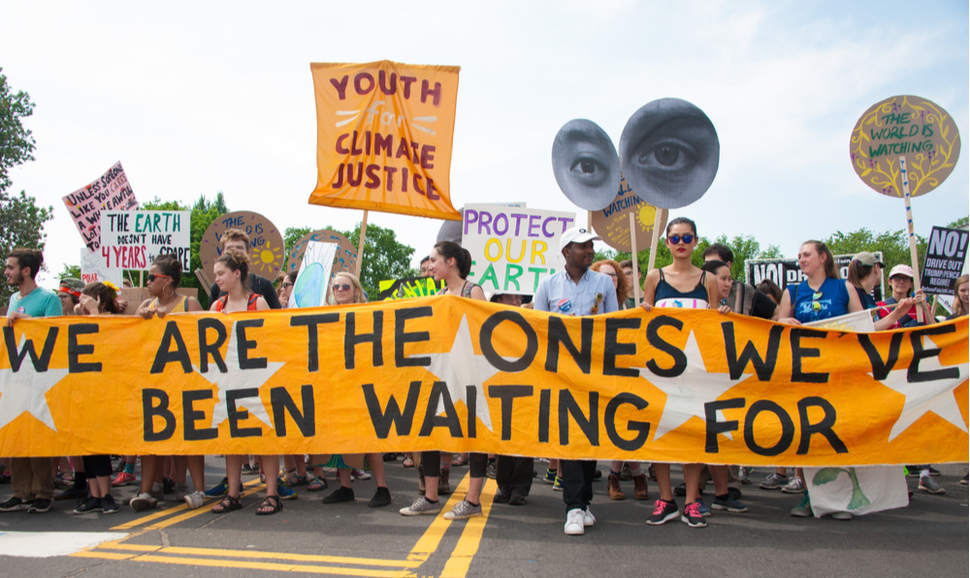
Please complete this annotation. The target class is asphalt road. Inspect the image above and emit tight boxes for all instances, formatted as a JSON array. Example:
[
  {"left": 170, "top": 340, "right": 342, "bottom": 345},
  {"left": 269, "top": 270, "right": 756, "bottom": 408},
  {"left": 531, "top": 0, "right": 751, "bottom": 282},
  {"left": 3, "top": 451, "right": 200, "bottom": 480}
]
[{"left": 0, "top": 458, "right": 966, "bottom": 578}]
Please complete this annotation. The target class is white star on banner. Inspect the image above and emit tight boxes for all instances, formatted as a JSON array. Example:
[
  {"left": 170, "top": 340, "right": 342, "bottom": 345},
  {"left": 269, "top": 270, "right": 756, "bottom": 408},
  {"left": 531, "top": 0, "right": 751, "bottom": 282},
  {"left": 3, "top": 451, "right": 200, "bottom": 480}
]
[
  {"left": 424, "top": 315, "right": 502, "bottom": 432},
  {"left": 875, "top": 336, "right": 968, "bottom": 442},
  {"left": 635, "top": 330, "right": 743, "bottom": 441},
  {"left": 0, "top": 335, "right": 68, "bottom": 432},
  {"left": 194, "top": 323, "right": 284, "bottom": 430}
]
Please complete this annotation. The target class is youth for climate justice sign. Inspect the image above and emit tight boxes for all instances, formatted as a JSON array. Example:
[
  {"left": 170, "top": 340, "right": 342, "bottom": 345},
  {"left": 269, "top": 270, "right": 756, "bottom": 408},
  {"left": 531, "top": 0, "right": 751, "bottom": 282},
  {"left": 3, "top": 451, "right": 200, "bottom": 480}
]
[
  {"left": 307, "top": 60, "right": 462, "bottom": 220},
  {"left": 99, "top": 211, "right": 191, "bottom": 271},
  {"left": 463, "top": 204, "right": 576, "bottom": 295},
  {"left": 921, "top": 226, "right": 968, "bottom": 295},
  {"left": 61, "top": 162, "right": 139, "bottom": 253},
  {"left": 0, "top": 299, "right": 965, "bottom": 466}
]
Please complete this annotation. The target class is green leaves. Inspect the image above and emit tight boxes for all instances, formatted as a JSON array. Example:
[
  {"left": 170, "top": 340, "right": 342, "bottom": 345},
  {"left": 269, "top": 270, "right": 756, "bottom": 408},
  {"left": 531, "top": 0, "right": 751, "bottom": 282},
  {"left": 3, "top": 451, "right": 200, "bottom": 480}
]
[{"left": 812, "top": 467, "right": 846, "bottom": 486}]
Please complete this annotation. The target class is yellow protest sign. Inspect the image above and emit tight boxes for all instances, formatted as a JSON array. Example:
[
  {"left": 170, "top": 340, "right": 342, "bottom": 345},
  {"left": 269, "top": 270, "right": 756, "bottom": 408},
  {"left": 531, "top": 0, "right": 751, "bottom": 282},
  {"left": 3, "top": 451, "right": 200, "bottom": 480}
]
[
  {"left": 308, "top": 61, "right": 462, "bottom": 220},
  {"left": 0, "top": 300, "right": 966, "bottom": 466}
]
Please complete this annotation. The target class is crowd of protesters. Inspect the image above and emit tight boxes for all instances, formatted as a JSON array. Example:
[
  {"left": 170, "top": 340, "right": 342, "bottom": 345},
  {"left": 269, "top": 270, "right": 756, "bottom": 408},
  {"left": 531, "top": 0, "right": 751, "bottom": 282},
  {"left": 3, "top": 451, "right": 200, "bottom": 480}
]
[{"left": 1, "top": 222, "right": 967, "bottom": 534}]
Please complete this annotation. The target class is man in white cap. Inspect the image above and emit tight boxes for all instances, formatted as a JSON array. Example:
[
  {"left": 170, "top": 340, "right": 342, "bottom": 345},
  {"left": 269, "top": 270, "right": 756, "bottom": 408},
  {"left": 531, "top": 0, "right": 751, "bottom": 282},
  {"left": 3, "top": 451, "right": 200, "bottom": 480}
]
[{"left": 533, "top": 226, "right": 618, "bottom": 535}]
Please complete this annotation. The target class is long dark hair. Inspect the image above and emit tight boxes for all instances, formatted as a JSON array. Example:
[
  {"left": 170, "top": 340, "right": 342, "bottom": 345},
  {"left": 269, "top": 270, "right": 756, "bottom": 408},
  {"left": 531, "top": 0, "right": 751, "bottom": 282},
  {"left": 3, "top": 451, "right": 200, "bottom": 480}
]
[{"left": 434, "top": 241, "right": 472, "bottom": 279}]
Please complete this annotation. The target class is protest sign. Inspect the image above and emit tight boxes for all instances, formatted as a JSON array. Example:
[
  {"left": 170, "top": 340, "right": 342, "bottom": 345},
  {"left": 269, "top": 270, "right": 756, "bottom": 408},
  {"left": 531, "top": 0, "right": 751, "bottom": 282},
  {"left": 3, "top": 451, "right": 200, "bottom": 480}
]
[
  {"left": 288, "top": 241, "right": 339, "bottom": 308},
  {"left": 284, "top": 229, "right": 357, "bottom": 277},
  {"left": 307, "top": 60, "right": 462, "bottom": 221},
  {"left": 746, "top": 253, "right": 885, "bottom": 301},
  {"left": 378, "top": 276, "right": 445, "bottom": 300},
  {"left": 80, "top": 249, "right": 122, "bottom": 287},
  {"left": 591, "top": 174, "right": 667, "bottom": 253},
  {"left": 200, "top": 211, "right": 285, "bottom": 281},
  {"left": 921, "top": 226, "right": 968, "bottom": 296},
  {"left": 462, "top": 204, "right": 576, "bottom": 295},
  {"left": 61, "top": 162, "right": 139, "bottom": 253},
  {"left": 99, "top": 211, "right": 190, "bottom": 271},
  {"left": 0, "top": 300, "right": 965, "bottom": 465}
]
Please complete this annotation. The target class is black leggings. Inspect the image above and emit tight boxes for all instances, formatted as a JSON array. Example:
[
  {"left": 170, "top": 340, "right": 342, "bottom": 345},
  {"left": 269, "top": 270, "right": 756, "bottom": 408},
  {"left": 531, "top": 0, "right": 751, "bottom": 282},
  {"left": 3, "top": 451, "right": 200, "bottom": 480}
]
[
  {"left": 422, "top": 452, "right": 487, "bottom": 477},
  {"left": 81, "top": 455, "right": 113, "bottom": 478}
]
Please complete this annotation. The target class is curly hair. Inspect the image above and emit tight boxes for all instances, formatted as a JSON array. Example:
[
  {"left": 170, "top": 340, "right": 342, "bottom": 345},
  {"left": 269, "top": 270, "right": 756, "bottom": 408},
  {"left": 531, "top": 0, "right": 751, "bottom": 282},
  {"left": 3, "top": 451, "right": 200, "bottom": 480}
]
[{"left": 591, "top": 259, "right": 630, "bottom": 304}]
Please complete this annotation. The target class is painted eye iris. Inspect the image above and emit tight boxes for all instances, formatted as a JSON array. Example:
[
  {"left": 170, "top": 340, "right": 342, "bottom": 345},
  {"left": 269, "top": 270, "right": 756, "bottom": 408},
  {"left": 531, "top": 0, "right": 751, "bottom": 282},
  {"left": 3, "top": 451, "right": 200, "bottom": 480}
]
[
  {"left": 654, "top": 145, "right": 679, "bottom": 166},
  {"left": 635, "top": 140, "right": 697, "bottom": 173},
  {"left": 580, "top": 160, "right": 596, "bottom": 173},
  {"left": 569, "top": 156, "right": 608, "bottom": 187}
]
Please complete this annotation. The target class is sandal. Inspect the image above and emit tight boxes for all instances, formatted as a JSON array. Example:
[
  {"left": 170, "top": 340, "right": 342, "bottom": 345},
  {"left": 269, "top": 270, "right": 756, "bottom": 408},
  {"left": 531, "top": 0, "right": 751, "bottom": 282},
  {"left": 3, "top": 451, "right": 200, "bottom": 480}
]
[
  {"left": 402, "top": 457, "right": 414, "bottom": 468},
  {"left": 451, "top": 454, "right": 468, "bottom": 467},
  {"left": 255, "top": 494, "right": 283, "bottom": 516},
  {"left": 307, "top": 476, "right": 328, "bottom": 492},
  {"left": 286, "top": 473, "right": 308, "bottom": 487},
  {"left": 211, "top": 495, "right": 242, "bottom": 514}
]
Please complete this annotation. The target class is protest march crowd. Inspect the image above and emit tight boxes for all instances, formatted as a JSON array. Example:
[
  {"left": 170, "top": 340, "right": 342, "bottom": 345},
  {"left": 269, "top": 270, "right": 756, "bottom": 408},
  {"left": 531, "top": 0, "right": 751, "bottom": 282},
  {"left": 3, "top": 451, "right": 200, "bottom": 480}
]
[{"left": 1, "top": 216, "right": 968, "bottom": 534}]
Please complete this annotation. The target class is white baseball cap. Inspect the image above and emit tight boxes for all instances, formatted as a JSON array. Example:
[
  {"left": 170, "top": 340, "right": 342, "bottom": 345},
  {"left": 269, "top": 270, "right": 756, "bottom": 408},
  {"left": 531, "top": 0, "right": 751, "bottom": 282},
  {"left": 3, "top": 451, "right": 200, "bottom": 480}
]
[
  {"left": 559, "top": 226, "right": 601, "bottom": 251},
  {"left": 889, "top": 264, "right": 915, "bottom": 279}
]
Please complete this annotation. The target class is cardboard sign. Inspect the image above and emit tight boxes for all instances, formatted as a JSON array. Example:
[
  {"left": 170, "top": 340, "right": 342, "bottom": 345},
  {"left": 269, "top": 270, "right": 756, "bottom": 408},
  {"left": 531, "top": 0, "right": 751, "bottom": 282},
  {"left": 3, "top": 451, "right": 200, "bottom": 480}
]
[
  {"left": 462, "top": 204, "right": 576, "bottom": 295},
  {"left": 850, "top": 95, "right": 962, "bottom": 198},
  {"left": 80, "top": 249, "right": 122, "bottom": 287},
  {"left": 746, "top": 253, "right": 885, "bottom": 301},
  {"left": 284, "top": 229, "right": 357, "bottom": 276},
  {"left": 921, "top": 226, "right": 968, "bottom": 295},
  {"left": 61, "top": 162, "right": 139, "bottom": 253},
  {"left": 99, "top": 211, "right": 190, "bottom": 272},
  {"left": 200, "top": 211, "right": 285, "bottom": 281},
  {"left": 378, "top": 276, "right": 445, "bottom": 300},
  {"left": 592, "top": 174, "right": 668, "bottom": 252},
  {"left": 308, "top": 61, "right": 462, "bottom": 221},
  {"left": 0, "top": 301, "right": 965, "bottom": 464}
]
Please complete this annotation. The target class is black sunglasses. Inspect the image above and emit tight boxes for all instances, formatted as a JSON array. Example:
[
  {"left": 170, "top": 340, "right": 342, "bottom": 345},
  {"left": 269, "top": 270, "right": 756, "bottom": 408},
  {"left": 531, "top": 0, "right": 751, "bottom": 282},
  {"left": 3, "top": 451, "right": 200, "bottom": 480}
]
[
  {"left": 332, "top": 283, "right": 353, "bottom": 291},
  {"left": 668, "top": 234, "right": 695, "bottom": 245},
  {"left": 147, "top": 273, "right": 170, "bottom": 283}
]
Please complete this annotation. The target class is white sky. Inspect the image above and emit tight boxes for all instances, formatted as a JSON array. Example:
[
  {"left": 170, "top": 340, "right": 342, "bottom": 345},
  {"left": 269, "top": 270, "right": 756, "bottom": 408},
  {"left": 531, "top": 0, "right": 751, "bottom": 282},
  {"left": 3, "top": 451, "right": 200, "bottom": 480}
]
[{"left": 1, "top": 0, "right": 968, "bottom": 288}]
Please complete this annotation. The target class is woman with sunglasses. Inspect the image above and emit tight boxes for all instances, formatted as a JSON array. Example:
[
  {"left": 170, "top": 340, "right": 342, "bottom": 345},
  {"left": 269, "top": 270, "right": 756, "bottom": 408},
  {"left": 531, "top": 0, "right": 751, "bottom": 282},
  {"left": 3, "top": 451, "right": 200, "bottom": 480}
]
[
  {"left": 207, "top": 249, "right": 283, "bottom": 516},
  {"left": 131, "top": 255, "right": 207, "bottom": 511},
  {"left": 399, "top": 241, "right": 489, "bottom": 521},
  {"left": 776, "top": 240, "right": 863, "bottom": 519},
  {"left": 317, "top": 272, "right": 392, "bottom": 508},
  {"left": 639, "top": 217, "right": 719, "bottom": 529}
]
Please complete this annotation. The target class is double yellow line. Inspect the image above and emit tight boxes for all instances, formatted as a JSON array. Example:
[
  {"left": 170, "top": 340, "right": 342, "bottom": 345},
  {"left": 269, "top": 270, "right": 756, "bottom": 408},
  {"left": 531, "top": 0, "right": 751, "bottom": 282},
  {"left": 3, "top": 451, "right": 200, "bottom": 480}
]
[{"left": 74, "top": 472, "right": 498, "bottom": 578}]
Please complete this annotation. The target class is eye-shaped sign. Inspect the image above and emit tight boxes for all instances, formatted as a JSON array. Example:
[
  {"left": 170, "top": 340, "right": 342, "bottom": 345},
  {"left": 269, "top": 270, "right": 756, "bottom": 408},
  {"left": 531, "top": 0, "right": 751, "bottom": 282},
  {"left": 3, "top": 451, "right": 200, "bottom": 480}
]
[
  {"left": 553, "top": 98, "right": 720, "bottom": 211},
  {"left": 551, "top": 119, "right": 622, "bottom": 211}
]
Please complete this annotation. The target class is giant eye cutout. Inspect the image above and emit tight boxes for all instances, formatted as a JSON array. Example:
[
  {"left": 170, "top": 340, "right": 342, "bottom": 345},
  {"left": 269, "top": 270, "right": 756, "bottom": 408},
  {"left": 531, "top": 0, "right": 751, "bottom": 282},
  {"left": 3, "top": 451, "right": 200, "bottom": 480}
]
[
  {"left": 619, "top": 98, "right": 719, "bottom": 210},
  {"left": 552, "top": 119, "right": 621, "bottom": 211}
]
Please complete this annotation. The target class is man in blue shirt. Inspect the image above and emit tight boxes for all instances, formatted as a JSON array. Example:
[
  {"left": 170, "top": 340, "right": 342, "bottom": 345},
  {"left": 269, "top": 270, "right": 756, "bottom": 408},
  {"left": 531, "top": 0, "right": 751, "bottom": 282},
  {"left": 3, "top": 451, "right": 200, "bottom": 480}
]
[
  {"left": 533, "top": 227, "right": 618, "bottom": 535},
  {"left": 1, "top": 248, "right": 62, "bottom": 514}
]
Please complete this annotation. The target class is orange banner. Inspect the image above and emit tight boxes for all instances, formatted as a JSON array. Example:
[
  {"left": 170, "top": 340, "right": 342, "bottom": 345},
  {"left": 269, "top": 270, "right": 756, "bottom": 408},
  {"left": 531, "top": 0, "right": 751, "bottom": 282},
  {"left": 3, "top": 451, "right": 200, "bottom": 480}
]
[{"left": 307, "top": 60, "right": 461, "bottom": 220}]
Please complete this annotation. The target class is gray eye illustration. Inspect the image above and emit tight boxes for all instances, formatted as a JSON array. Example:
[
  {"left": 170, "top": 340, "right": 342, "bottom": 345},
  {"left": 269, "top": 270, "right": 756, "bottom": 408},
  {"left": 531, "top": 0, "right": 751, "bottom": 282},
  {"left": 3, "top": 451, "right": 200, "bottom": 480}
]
[
  {"left": 552, "top": 119, "right": 621, "bottom": 211},
  {"left": 619, "top": 98, "right": 719, "bottom": 209}
]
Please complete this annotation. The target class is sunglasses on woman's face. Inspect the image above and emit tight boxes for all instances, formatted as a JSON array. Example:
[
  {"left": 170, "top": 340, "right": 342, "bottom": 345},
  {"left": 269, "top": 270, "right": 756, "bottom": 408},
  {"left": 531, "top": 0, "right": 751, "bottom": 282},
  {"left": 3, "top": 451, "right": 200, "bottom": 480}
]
[
  {"left": 332, "top": 283, "right": 352, "bottom": 291},
  {"left": 147, "top": 273, "right": 170, "bottom": 283},
  {"left": 667, "top": 234, "right": 694, "bottom": 245},
  {"left": 282, "top": 282, "right": 293, "bottom": 289}
]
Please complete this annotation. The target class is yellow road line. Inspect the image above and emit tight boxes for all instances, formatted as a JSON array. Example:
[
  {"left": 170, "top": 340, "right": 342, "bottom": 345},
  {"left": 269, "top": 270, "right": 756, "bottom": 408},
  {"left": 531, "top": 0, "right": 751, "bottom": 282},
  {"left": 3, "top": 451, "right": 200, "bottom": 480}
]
[
  {"left": 439, "top": 479, "right": 498, "bottom": 578},
  {"left": 71, "top": 550, "right": 137, "bottom": 561},
  {"left": 129, "top": 554, "right": 413, "bottom": 577},
  {"left": 111, "top": 478, "right": 263, "bottom": 530},
  {"left": 156, "top": 546, "right": 419, "bottom": 568},
  {"left": 406, "top": 472, "right": 470, "bottom": 563},
  {"left": 146, "top": 482, "right": 266, "bottom": 529}
]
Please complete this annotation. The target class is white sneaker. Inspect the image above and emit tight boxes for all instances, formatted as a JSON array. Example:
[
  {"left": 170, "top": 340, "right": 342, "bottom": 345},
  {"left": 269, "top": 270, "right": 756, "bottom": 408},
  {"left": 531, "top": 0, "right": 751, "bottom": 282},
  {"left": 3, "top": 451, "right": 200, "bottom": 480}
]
[
  {"left": 564, "top": 508, "right": 585, "bottom": 535},
  {"left": 130, "top": 492, "right": 158, "bottom": 512},
  {"left": 184, "top": 491, "right": 205, "bottom": 510},
  {"left": 583, "top": 507, "right": 596, "bottom": 527}
]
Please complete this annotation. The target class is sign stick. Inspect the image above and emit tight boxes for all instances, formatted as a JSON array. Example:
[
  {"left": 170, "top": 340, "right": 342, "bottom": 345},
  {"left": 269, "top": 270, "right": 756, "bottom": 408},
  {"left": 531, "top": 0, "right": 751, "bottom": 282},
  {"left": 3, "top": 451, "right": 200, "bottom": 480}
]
[
  {"left": 646, "top": 208, "right": 663, "bottom": 273},
  {"left": 629, "top": 211, "right": 641, "bottom": 304},
  {"left": 898, "top": 156, "right": 925, "bottom": 322},
  {"left": 355, "top": 210, "right": 369, "bottom": 278}
]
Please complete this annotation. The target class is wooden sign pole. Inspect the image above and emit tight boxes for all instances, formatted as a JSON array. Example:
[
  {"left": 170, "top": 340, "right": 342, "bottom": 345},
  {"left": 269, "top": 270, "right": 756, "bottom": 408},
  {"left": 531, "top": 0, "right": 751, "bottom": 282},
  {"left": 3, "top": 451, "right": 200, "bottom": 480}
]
[
  {"left": 355, "top": 210, "right": 369, "bottom": 279},
  {"left": 646, "top": 208, "right": 663, "bottom": 273},
  {"left": 629, "top": 211, "right": 641, "bottom": 304},
  {"left": 898, "top": 157, "right": 925, "bottom": 323}
]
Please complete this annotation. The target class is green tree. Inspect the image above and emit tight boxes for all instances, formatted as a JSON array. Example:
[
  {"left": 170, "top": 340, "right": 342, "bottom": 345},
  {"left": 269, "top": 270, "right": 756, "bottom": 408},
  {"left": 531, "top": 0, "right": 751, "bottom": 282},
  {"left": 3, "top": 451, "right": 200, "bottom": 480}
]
[
  {"left": 284, "top": 227, "right": 312, "bottom": 254},
  {"left": 341, "top": 223, "right": 413, "bottom": 298},
  {"left": 824, "top": 227, "right": 926, "bottom": 279},
  {"left": 0, "top": 70, "right": 53, "bottom": 306},
  {"left": 946, "top": 216, "right": 968, "bottom": 229}
]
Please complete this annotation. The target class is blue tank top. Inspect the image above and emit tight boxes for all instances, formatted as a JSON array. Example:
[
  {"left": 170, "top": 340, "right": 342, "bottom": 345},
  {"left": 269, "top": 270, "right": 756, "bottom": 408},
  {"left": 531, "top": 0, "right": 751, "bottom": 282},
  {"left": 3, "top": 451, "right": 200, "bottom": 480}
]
[
  {"left": 655, "top": 269, "right": 709, "bottom": 309},
  {"left": 787, "top": 277, "right": 849, "bottom": 323}
]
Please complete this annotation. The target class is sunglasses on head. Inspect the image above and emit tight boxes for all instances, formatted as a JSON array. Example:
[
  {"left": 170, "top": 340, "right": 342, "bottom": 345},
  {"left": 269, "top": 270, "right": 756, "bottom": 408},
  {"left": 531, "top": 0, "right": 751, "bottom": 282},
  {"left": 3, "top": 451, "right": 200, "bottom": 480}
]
[
  {"left": 147, "top": 273, "right": 170, "bottom": 283},
  {"left": 332, "top": 283, "right": 352, "bottom": 291},
  {"left": 811, "top": 291, "right": 823, "bottom": 312},
  {"left": 667, "top": 234, "right": 695, "bottom": 245}
]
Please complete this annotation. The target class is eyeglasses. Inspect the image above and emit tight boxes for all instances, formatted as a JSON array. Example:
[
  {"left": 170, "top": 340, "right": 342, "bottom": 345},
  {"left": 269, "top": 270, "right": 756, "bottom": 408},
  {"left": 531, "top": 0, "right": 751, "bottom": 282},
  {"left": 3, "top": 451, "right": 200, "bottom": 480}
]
[
  {"left": 147, "top": 273, "right": 170, "bottom": 283},
  {"left": 282, "top": 282, "right": 293, "bottom": 289},
  {"left": 667, "top": 234, "right": 695, "bottom": 245},
  {"left": 332, "top": 283, "right": 352, "bottom": 291},
  {"left": 812, "top": 291, "right": 823, "bottom": 312}
]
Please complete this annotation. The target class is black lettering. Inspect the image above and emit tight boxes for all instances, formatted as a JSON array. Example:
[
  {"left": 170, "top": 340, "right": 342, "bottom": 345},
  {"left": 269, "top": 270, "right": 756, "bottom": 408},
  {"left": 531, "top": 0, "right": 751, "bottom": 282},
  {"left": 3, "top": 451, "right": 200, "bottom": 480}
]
[
  {"left": 395, "top": 307, "right": 431, "bottom": 367},
  {"left": 363, "top": 381, "right": 421, "bottom": 439},
  {"left": 143, "top": 389, "right": 175, "bottom": 441},
  {"left": 418, "top": 381, "right": 463, "bottom": 437},
  {"left": 183, "top": 389, "right": 217, "bottom": 441},
  {"left": 271, "top": 385, "right": 315, "bottom": 438},
  {"left": 290, "top": 313, "right": 339, "bottom": 372},
  {"left": 909, "top": 324, "right": 960, "bottom": 382},
  {"left": 722, "top": 322, "right": 782, "bottom": 380},
  {"left": 345, "top": 312, "right": 383, "bottom": 369},
  {"left": 796, "top": 397, "right": 847, "bottom": 454},
  {"left": 466, "top": 385, "right": 477, "bottom": 439},
  {"left": 604, "top": 393, "right": 650, "bottom": 451},
  {"left": 558, "top": 390, "right": 599, "bottom": 446},
  {"left": 645, "top": 316, "right": 686, "bottom": 377},
  {"left": 538, "top": 388, "right": 550, "bottom": 443},
  {"left": 488, "top": 385, "right": 533, "bottom": 441},
  {"left": 227, "top": 388, "right": 262, "bottom": 438},
  {"left": 197, "top": 318, "right": 228, "bottom": 374},
  {"left": 743, "top": 400, "right": 795, "bottom": 456},
  {"left": 480, "top": 311, "right": 537, "bottom": 372},
  {"left": 790, "top": 328, "right": 828, "bottom": 383},
  {"left": 149, "top": 321, "right": 190, "bottom": 374},
  {"left": 69, "top": 324, "right": 102, "bottom": 373},
  {"left": 604, "top": 318, "right": 640, "bottom": 377},
  {"left": 236, "top": 319, "right": 267, "bottom": 370},
  {"left": 704, "top": 398, "right": 745, "bottom": 453},
  {"left": 857, "top": 332, "right": 903, "bottom": 380},
  {"left": 545, "top": 317, "right": 592, "bottom": 374},
  {"left": 3, "top": 326, "right": 57, "bottom": 372}
]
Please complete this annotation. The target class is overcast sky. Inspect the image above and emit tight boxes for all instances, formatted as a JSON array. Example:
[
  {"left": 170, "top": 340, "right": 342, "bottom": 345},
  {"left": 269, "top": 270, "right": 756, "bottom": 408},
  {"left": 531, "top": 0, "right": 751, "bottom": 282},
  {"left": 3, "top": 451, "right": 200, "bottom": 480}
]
[{"left": 2, "top": 0, "right": 967, "bottom": 287}]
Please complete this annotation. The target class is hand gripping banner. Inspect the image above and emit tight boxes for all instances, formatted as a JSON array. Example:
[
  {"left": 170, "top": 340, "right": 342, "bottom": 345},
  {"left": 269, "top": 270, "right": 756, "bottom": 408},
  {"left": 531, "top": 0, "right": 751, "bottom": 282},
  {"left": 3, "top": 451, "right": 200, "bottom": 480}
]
[{"left": 0, "top": 299, "right": 966, "bottom": 465}]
